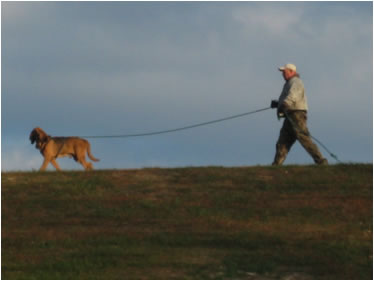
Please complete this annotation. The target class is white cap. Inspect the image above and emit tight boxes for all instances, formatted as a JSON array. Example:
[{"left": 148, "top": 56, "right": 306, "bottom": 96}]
[{"left": 279, "top": 63, "right": 297, "bottom": 72}]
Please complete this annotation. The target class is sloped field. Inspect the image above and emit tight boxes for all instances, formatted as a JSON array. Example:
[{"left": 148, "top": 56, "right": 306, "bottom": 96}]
[{"left": 2, "top": 164, "right": 372, "bottom": 279}]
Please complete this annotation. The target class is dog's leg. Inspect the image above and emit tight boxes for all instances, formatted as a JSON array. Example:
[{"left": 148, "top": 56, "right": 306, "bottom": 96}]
[
  {"left": 76, "top": 151, "right": 93, "bottom": 171},
  {"left": 51, "top": 159, "right": 62, "bottom": 171},
  {"left": 79, "top": 160, "right": 93, "bottom": 171},
  {"left": 40, "top": 158, "right": 51, "bottom": 171},
  {"left": 86, "top": 162, "right": 93, "bottom": 170}
]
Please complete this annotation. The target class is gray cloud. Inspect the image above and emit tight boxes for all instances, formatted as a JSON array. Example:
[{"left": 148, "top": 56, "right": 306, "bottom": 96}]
[{"left": 2, "top": 1, "right": 372, "bottom": 171}]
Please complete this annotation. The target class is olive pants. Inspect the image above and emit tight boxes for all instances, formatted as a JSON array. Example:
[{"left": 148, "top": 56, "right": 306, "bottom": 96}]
[{"left": 273, "top": 111, "right": 326, "bottom": 165}]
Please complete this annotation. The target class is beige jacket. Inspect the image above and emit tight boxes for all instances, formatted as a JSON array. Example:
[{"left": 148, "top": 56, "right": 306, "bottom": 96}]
[{"left": 278, "top": 76, "right": 308, "bottom": 111}]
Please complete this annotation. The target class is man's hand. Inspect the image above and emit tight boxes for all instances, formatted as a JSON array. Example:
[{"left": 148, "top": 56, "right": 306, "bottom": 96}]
[
  {"left": 277, "top": 103, "right": 289, "bottom": 119},
  {"left": 277, "top": 109, "right": 285, "bottom": 119},
  {"left": 271, "top": 100, "right": 279, "bottom": 108}
]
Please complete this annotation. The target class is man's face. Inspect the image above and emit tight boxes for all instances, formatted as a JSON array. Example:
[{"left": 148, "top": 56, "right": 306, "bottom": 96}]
[{"left": 282, "top": 68, "right": 295, "bottom": 81}]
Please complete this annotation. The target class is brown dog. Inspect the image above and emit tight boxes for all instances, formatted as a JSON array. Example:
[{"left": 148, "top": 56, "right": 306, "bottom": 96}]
[{"left": 29, "top": 127, "right": 99, "bottom": 171}]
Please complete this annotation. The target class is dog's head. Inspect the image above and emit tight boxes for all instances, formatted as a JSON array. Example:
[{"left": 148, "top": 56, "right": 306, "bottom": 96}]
[{"left": 30, "top": 127, "right": 50, "bottom": 150}]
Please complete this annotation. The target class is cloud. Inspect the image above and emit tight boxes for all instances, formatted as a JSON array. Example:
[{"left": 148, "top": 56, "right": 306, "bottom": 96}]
[
  {"left": 2, "top": 146, "right": 41, "bottom": 171},
  {"left": 232, "top": 4, "right": 304, "bottom": 35},
  {"left": 2, "top": 2, "right": 59, "bottom": 31}
]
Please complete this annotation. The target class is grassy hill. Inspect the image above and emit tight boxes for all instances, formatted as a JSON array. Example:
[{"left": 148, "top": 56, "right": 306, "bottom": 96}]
[{"left": 2, "top": 164, "right": 372, "bottom": 279}]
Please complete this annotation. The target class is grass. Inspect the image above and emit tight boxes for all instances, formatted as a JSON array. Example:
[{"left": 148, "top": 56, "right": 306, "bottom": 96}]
[{"left": 2, "top": 164, "right": 372, "bottom": 279}]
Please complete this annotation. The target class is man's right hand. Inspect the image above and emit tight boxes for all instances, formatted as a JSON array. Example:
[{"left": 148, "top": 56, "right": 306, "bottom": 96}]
[{"left": 271, "top": 100, "right": 279, "bottom": 108}]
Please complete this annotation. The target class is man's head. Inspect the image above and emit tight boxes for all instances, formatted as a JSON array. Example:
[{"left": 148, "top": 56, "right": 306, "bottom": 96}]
[{"left": 279, "top": 63, "right": 297, "bottom": 81}]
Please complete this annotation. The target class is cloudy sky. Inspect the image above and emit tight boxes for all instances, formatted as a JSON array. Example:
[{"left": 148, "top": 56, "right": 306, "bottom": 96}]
[{"left": 2, "top": 1, "right": 372, "bottom": 171}]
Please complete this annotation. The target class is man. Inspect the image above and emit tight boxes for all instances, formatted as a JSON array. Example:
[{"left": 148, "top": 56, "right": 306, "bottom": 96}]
[{"left": 271, "top": 63, "right": 328, "bottom": 165}]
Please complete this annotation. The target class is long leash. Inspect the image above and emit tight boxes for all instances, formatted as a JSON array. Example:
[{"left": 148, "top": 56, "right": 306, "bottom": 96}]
[
  {"left": 78, "top": 105, "right": 340, "bottom": 163},
  {"left": 80, "top": 106, "right": 271, "bottom": 139}
]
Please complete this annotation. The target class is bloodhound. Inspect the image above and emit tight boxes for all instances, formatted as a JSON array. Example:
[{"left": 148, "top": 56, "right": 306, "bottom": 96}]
[{"left": 29, "top": 127, "right": 99, "bottom": 171}]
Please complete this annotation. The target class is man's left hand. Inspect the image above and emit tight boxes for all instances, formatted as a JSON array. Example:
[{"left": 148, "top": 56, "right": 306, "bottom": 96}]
[{"left": 277, "top": 103, "right": 289, "bottom": 119}]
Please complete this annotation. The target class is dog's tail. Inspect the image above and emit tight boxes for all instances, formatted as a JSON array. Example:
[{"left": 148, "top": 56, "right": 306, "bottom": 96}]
[{"left": 87, "top": 142, "right": 100, "bottom": 162}]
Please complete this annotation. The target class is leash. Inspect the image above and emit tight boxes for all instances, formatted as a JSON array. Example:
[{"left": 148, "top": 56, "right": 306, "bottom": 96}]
[
  {"left": 80, "top": 106, "right": 271, "bottom": 139},
  {"left": 78, "top": 105, "right": 340, "bottom": 163}
]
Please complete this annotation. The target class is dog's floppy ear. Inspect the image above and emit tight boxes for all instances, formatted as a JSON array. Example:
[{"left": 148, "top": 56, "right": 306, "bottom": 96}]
[
  {"left": 30, "top": 127, "right": 49, "bottom": 144},
  {"left": 29, "top": 128, "right": 39, "bottom": 144},
  {"left": 36, "top": 127, "right": 48, "bottom": 140}
]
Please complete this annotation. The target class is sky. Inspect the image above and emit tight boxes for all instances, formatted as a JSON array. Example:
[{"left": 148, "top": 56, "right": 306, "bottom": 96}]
[{"left": 2, "top": 1, "right": 373, "bottom": 171}]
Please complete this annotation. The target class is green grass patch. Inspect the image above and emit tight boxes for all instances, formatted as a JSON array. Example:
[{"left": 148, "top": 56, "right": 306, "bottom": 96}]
[{"left": 2, "top": 164, "right": 372, "bottom": 279}]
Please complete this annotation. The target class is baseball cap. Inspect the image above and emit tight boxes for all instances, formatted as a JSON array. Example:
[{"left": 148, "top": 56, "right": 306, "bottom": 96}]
[{"left": 278, "top": 63, "right": 297, "bottom": 72}]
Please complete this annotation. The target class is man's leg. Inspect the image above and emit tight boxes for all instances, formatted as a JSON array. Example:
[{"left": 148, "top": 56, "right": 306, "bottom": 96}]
[
  {"left": 290, "top": 112, "right": 328, "bottom": 165},
  {"left": 272, "top": 119, "right": 296, "bottom": 165}
]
